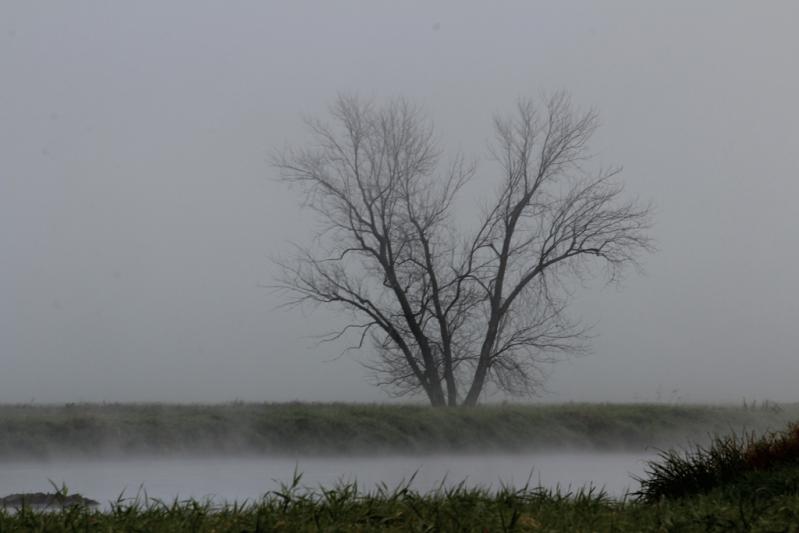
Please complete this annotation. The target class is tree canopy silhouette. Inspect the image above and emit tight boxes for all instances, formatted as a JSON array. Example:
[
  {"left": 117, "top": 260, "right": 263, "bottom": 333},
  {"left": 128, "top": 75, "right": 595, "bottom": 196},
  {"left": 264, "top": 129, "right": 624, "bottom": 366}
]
[{"left": 274, "top": 92, "right": 653, "bottom": 406}]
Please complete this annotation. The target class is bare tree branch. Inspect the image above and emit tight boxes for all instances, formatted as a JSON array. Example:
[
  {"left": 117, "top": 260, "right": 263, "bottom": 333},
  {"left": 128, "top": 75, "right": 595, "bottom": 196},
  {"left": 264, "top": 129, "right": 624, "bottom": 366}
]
[{"left": 273, "top": 92, "right": 653, "bottom": 407}]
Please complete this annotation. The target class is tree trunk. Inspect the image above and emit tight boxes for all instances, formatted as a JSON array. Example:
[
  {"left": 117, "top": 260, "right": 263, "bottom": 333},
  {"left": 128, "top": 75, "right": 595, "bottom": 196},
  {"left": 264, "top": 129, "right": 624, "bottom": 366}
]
[
  {"left": 421, "top": 362, "right": 447, "bottom": 406},
  {"left": 462, "top": 317, "right": 501, "bottom": 406},
  {"left": 461, "top": 368, "right": 486, "bottom": 406},
  {"left": 426, "top": 385, "right": 447, "bottom": 406}
]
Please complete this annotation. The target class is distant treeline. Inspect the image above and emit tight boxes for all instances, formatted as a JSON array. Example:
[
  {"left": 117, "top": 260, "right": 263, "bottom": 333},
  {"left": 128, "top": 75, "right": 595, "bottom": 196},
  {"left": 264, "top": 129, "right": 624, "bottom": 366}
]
[{"left": 0, "top": 402, "right": 796, "bottom": 459}]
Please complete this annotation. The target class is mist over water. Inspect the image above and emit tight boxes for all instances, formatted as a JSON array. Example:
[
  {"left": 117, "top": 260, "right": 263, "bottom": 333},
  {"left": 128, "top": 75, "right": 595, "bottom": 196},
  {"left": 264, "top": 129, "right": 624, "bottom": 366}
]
[{"left": 0, "top": 453, "right": 653, "bottom": 506}]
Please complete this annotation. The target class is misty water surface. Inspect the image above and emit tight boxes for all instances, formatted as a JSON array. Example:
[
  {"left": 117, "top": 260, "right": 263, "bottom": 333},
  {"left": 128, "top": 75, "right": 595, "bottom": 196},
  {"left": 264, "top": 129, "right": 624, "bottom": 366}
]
[{"left": 1, "top": 453, "right": 654, "bottom": 507}]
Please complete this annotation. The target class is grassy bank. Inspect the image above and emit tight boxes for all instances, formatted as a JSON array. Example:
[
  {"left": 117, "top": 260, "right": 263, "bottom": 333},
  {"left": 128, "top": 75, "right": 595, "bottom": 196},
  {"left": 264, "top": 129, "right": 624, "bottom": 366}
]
[
  {"left": 4, "top": 422, "right": 799, "bottom": 531},
  {"left": 1, "top": 402, "right": 797, "bottom": 459},
  {"left": 2, "top": 469, "right": 799, "bottom": 531}
]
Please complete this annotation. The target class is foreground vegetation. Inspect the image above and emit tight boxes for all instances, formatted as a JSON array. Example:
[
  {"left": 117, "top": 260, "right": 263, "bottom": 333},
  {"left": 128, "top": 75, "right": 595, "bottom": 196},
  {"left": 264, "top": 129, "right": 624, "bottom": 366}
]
[
  {"left": 3, "top": 465, "right": 799, "bottom": 531},
  {"left": 636, "top": 422, "right": 799, "bottom": 502},
  {"left": 3, "top": 421, "right": 799, "bottom": 530},
  {"left": 1, "top": 401, "right": 796, "bottom": 458}
]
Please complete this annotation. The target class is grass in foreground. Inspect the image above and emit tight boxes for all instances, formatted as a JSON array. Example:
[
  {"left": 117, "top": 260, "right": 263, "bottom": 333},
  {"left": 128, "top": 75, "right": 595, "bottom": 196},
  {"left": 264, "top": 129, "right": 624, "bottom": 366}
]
[
  {"left": 636, "top": 421, "right": 799, "bottom": 502},
  {"left": 3, "top": 475, "right": 799, "bottom": 532},
  {"left": 5, "top": 422, "right": 799, "bottom": 532}
]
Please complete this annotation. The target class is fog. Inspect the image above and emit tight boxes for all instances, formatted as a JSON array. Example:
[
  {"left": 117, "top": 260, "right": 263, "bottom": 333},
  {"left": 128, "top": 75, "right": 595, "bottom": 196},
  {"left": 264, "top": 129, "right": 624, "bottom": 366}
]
[
  {"left": 3, "top": 1, "right": 799, "bottom": 404},
  {"left": 2, "top": 453, "right": 653, "bottom": 504}
]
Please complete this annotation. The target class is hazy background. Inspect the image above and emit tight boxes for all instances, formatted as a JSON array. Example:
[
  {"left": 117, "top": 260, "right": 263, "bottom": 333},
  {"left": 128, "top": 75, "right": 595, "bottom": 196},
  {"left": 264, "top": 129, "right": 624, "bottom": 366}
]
[{"left": 2, "top": 1, "right": 798, "bottom": 404}]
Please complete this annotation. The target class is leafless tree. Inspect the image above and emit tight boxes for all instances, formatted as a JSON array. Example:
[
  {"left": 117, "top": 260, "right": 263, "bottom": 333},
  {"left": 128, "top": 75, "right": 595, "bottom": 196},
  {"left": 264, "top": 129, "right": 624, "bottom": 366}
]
[{"left": 273, "top": 92, "right": 653, "bottom": 407}]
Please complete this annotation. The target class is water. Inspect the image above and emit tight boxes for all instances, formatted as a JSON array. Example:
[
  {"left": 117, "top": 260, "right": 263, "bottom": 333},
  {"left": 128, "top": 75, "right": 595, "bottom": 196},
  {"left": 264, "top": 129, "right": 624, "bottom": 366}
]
[{"left": 0, "top": 453, "right": 653, "bottom": 507}]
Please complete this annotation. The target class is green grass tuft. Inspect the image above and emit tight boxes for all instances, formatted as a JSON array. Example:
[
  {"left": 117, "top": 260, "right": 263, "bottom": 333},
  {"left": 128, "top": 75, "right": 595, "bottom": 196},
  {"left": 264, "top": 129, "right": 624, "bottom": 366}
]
[{"left": 635, "top": 422, "right": 799, "bottom": 502}]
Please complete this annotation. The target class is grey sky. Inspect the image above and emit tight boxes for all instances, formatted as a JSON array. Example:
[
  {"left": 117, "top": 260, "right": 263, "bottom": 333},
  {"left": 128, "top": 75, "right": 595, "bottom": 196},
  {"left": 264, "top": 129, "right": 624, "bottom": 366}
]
[{"left": 2, "top": 1, "right": 798, "bottom": 404}]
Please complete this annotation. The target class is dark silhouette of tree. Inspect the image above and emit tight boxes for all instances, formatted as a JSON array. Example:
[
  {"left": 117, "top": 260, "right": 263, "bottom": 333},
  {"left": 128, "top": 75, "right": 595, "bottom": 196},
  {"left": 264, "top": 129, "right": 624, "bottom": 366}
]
[{"left": 273, "top": 92, "right": 653, "bottom": 406}]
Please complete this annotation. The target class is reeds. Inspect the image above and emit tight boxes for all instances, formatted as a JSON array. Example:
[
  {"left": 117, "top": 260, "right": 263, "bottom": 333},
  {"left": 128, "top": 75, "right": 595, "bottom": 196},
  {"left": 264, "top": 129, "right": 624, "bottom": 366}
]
[
  {"left": 634, "top": 422, "right": 799, "bottom": 502},
  {"left": 0, "top": 476, "right": 614, "bottom": 532},
  {"left": 3, "top": 452, "right": 799, "bottom": 531}
]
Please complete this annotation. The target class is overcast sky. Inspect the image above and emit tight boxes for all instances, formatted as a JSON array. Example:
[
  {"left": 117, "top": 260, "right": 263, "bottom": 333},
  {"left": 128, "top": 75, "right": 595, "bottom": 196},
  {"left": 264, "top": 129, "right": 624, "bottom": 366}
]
[{"left": 2, "top": 1, "right": 798, "bottom": 404}]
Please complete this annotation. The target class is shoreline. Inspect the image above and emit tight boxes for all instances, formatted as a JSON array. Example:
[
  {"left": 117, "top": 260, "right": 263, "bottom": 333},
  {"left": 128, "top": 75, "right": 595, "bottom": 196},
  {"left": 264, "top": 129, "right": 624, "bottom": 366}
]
[{"left": 1, "top": 402, "right": 796, "bottom": 459}]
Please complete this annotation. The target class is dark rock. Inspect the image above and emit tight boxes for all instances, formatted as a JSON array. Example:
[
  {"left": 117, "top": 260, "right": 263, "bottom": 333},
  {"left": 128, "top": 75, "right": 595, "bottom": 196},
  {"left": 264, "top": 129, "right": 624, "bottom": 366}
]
[{"left": 1, "top": 492, "right": 99, "bottom": 508}]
